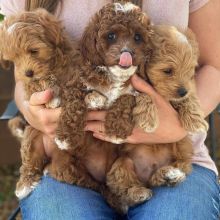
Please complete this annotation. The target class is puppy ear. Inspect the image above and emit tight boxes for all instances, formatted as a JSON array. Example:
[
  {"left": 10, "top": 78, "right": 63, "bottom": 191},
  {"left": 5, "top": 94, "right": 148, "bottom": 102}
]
[
  {"left": 33, "top": 9, "right": 73, "bottom": 65},
  {"left": 185, "top": 28, "right": 200, "bottom": 60},
  {"left": 34, "top": 9, "right": 65, "bottom": 47},
  {"left": 80, "top": 14, "right": 103, "bottom": 65},
  {"left": 0, "top": 54, "right": 11, "bottom": 70}
]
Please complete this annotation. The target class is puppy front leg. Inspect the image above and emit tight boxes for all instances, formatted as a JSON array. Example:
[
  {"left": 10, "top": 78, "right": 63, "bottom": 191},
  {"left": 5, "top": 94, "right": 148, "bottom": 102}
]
[
  {"left": 133, "top": 93, "right": 158, "bottom": 132},
  {"left": 85, "top": 91, "right": 107, "bottom": 109},
  {"left": 55, "top": 89, "right": 87, "bottom": 150},
  {"left": 16, "top": 126, "right": 47, "bottom": 200},
  {"left": 171, "top": 95, "right": 209, "bottom": 132},
  {"left": 105, "top": 94, "right": 136, "bottom": 139}
]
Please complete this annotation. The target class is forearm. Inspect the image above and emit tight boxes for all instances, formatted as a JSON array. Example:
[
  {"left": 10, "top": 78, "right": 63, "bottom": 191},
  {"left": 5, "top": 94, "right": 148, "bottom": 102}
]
[{"left": 195, "top": 65, "right": 220, "bottom": 116}]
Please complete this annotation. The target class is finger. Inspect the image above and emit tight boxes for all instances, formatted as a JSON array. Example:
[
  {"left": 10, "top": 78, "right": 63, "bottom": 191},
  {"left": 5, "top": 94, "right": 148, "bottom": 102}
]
[
  {"left": 85, "top": 121, "right": 105, "bottom": 133},
  {"left": 86, "top": 111, "right": 106, "bottom": 121},
  {"left": 93, "top": 133, "right": 125, "bottom": 144},
  {"left": 131, "top": 74, "right": 156, "bottom": 97},
  {"left": 39, "top": 107, "right": 62, "bottom": 124},
  {"left": 29, "top": 89, "right": 53, "bottom": 106}
]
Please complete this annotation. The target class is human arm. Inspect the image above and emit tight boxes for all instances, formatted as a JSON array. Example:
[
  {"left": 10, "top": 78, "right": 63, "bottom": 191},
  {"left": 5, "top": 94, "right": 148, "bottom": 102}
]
[
  {"left": 14, "top": 80, "right": 61, "bottom": 157},
  {"left": 189, "top": 0, "right": 220, "bottom": 115}
]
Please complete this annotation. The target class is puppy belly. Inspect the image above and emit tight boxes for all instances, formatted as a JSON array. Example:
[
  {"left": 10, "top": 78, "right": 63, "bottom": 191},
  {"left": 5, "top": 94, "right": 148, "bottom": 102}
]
[
  {"left": 83, "top": 138, "right": 118, "bottom": 183},
  {"left": 125, "top": 144, "right": 173, "bottom": 183}
]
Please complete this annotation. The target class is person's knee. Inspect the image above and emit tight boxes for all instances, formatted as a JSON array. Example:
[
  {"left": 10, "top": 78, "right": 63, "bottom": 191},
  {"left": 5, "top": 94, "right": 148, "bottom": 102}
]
[{"left": 20, "top": 175, "right": 119, "bottom": 220}]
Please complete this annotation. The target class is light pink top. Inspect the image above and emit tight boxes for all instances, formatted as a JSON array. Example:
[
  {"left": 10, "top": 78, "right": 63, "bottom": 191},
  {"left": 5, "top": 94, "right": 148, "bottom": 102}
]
[{"left": 1, "top": 0, "right": 218, "bottom": 175}]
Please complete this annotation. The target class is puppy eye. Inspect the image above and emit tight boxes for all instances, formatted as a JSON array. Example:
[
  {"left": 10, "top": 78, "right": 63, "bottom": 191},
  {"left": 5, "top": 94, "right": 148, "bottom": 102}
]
[
  {"left": 107, "top": 32, "right": 116, "bottom": 42},
  {"left": 134, "top": 33, "right": 142, "bottom": 43},
  {"left": 28, "top": 49, "right": 39, "bottom": 55},
  {"left": 163, "top": 68, "right": 173, "bottom": 75}
]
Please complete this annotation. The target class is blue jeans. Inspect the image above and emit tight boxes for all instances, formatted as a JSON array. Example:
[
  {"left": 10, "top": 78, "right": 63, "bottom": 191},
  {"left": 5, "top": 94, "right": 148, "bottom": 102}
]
[{"left": 20, "top": 164, "right": 220, "bottom": 220}]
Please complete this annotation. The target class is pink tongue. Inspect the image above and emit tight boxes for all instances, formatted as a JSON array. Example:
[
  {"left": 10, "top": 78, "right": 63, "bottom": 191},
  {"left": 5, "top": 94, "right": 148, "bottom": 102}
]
[{"left": 119, "top": 52, "right": 132, "bottom": 67}]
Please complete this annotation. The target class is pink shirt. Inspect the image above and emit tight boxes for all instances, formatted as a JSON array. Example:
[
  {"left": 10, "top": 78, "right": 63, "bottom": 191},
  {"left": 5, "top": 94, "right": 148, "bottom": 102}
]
[{"left": 0, "top": 0, "right": 218, "bottom": 175}]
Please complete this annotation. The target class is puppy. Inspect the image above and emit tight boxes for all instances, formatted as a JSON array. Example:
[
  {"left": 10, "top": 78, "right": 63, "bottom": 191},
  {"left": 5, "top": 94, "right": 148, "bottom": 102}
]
[
  {"left": 116, "top": 25, "right": 209, "bottom": 198},
  {"left": 80, "top": 2, "right": 160, "bottom": 212},
  {"left": 134, "top": 25, "right": 208, "bottom": 133},
  {"left": 0, "top": 9, "right": 84, "bottom": 199},
  {"left": 52, "top": 2, "right": 154, "bottom": 213}
]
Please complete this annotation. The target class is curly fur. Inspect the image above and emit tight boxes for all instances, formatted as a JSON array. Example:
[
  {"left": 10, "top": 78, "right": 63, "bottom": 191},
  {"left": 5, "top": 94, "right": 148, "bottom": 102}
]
[
  {"left": 134, "top": 25, "right": 208, "bottom": 132},
  {"left": 1, "top": 3, "right": 207, "bottom": 214},
  {"left": 75, "top": 17, "right": 207, "bottom": 212},
  {"left": 0, "top": 9, "right": 85, "bottom": 199}
]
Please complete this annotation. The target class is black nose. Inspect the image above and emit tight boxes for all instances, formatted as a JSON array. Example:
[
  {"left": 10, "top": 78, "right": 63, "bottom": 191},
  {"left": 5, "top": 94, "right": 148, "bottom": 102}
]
[
  {"left": 177, "top": 87, "right": 187, "bottom": 97},
  {"left": 25, "top": 70, "right": 34, "bottom": 77}
]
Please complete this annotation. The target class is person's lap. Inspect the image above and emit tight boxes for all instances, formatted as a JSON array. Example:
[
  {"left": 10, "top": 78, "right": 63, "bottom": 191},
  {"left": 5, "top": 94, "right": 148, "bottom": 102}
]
[{"left": 20, "top": 164, "right": 220, "bottom": 220}]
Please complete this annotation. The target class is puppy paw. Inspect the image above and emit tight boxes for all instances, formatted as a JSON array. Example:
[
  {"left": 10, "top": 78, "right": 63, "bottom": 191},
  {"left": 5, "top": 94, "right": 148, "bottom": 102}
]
[
  {"left": 136, "top": 116, "right": 158, "bottom": 133},
  {"left": 149, "top": 166, "right": 186, "bottom": 187},
  {"left": 15, "top": 181, "right": 39, "bottom": 200},
  {"left": 180, "top": 116, "right": 209, "bottom": 133},
  {"left": 127, "top": 186, "right": 152, "bottom": 205},
  {"left": 15, "top": 128, "right": 25, "bottom": 139},
  {"left": 133, "top": 94, "right": 158, "bottom": 133},
  {"left": 8, "top": 116, "right": 26, "bottom": 140},
  {"left": 55, "top": 137, "right": 69, "bottom": 150},
  {"left": 164, "top": 168, "right": 186, "bottom": 186},
  {"left": 106, "top": 135, "right": 125, "bottom": 144},
  {"left": 47, "top": 97, "right": 61, "bottom": 109},
  {"left": 85, "top": 91, "right": 107, "bottom": 109}
]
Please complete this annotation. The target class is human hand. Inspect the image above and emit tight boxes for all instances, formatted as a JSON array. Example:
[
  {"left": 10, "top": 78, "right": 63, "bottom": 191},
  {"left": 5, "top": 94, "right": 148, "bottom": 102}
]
[
  {"left": 15, "top": 81, "right": 61, "bottom": 139},
  {"left": 85, "top": 74, "right": 187, "bottom": 144}
]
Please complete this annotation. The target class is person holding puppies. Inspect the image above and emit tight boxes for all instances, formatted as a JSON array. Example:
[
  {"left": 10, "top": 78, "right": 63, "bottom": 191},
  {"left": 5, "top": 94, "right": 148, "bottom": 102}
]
[{"left": 1, "top": 0, "right": 220, "bottom": 219}]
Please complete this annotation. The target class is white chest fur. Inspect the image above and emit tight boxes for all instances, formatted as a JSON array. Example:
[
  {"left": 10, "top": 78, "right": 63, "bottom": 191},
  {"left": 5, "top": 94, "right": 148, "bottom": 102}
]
[{"left": 85, "top": 65, "right": 137, "bottom": 109}]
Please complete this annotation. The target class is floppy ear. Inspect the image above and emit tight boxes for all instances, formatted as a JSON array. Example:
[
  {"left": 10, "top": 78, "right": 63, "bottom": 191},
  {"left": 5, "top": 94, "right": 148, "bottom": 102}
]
[
  {"left": 0, "top": 53, "right": 11, "bottom": 70},
  {"left": 32, "top": 9, "right": 73, "bottom": 65},
  {"left": 185, "top": 28, "right": 200, "bottom": 60},
  {"left": 33, "top": 8, "right": 65, "bottom": 47},
  {"left": 80, "top": 14, "right": 103, "bottom": 65}
]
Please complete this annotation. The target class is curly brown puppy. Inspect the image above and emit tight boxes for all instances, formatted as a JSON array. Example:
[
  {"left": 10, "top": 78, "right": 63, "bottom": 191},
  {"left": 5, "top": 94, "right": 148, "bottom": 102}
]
[
  {"left": 0, "top": 9, "right": 83, "bottom": 199},
  {"left": 55, "top": 1, "right": 153, "bottom": 150},
  {"left": 76, "top": 2, "right": 154, "bottom": 212},
  {"left": 119, "top": 25, "right": 208, "bottom": 194}
]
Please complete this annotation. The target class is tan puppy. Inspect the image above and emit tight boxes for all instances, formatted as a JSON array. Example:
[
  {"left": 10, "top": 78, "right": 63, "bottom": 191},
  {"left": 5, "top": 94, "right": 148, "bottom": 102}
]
[{"left": 0, "top": 9, "right": 84, "bottom": 199}]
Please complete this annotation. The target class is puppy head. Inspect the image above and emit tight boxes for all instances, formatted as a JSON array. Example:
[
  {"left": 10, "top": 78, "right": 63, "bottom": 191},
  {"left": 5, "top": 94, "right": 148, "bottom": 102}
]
[
  {"left": 0, "top": 9, "right": 70, "bottom": 82},
  {"left": 146, "top": 25, "right": 199, "bottom": 101},
  {"left": 80, "top": 2, "right": 152, "bottom": 69}
]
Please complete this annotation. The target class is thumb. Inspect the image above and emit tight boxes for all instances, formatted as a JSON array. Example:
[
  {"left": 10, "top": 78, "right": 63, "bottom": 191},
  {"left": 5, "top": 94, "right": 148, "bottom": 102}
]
[
  {"left": 29, "top": 89, "right": 53, "bottom": 106},
  {"left": 131, "top": 74, "right": 156, "bottom": 97}
]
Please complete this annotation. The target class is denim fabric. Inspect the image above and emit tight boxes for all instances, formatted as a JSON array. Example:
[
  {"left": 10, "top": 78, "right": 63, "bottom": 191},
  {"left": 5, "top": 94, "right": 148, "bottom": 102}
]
[{"left": 20, "top": 164, "right": 220, "bottom": 220}]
